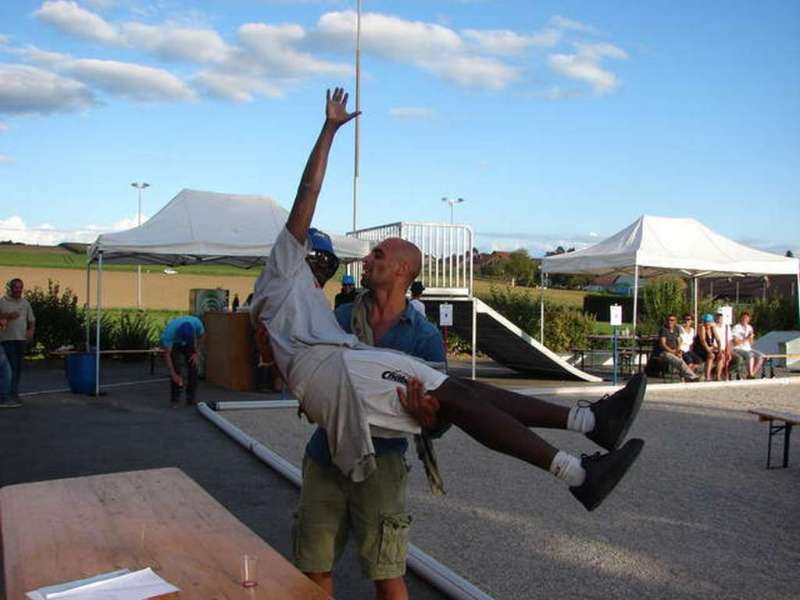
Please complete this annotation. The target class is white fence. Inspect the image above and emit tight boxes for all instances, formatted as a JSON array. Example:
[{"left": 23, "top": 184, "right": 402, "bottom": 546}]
[{"left": 348, "top": 222, "right": 474, "bottom": 297}]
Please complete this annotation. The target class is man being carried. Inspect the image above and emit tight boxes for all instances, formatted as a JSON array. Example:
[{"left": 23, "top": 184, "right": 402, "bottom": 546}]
[{"left": 250, "top": 88, "right": 646, "bottom": 525}]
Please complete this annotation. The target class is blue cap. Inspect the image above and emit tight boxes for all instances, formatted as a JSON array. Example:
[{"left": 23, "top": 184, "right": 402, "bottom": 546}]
[
  {"left": 342, "top": 274, "right": 355, "bottom": 285},
  {"left": 308, "top": 227, "right": 335, "bottom": 255},
  {"left": 702, "top": 313, "right": 714, "bottom": 323}
]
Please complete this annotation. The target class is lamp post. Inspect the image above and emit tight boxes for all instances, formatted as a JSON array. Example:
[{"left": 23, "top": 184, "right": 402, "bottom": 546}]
[
  {"left": 441, "top": 197, "right": 464, "bottom": 224},
  {"left": 131, "top": 182, "right": 150, "bottom": 308}
]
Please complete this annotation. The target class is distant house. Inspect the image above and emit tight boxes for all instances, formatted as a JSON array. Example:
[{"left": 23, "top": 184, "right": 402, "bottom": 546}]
[
  {"left": 585, "top": 274, "right": 648, "bottom": 296},
  {"left": 698, "top": 275, "right": 797, "bottom": 301}
]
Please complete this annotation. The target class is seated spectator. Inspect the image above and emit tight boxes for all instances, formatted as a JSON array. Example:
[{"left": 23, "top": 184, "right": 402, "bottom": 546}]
[
  {"left": 694, "top": 314, "right": 723, "bottom": 381},
  {"left": 712, "top": 310, "right": 744, "bottom": 380},
  {"left": 731, "top": 311, "right": 765, "bottom": 378},
  {"left": 651, "top": 314, "right": 698, "bottom": 381},
  {"left": 677, "top": 313, "right": 701, "bottom": 371}
]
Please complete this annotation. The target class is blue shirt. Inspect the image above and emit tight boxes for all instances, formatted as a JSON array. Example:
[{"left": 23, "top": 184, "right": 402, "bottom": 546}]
[
  {"left": 306, "top": 298, "right": 446, "bottom": 465},
  {"left": 160, "top": 316, "right": 205, "bottom": 349}
]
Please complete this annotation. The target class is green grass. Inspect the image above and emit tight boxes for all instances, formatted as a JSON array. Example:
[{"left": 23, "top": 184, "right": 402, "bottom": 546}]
[
  {"left": 472, "top": 277, "right": 586, "bottom": 307},
  {"left": 0, "top": 245, "right": 260, "bottom": 277}
]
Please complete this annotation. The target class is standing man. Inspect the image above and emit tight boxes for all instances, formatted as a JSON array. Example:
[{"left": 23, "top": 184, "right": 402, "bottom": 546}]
[
  {"left": 334, "top": 273, "right": 357, "bottom": 308},
  {"left": 0, "top": 278, "right": 35, "bottom": 402},
  {"left": 0, "top": 312, "right": 18, "bottom": 408},
  {"left": 295, "top": 240, "right": 445, "bottom": 600},
  {"left": 409, "top": 281, "right": 426, "bottom": 317},
  {"left": 159, "top": 315, "right": 205, "bottom": 407}
]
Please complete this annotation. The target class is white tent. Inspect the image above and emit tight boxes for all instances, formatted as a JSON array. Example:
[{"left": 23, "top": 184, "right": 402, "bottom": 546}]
[
  {"left": 541, "top": 215, "right": 800, "bottom": 334},
  {"left": 89, "top": 188, "right": 369, "bottom": 265},
  {"left": 85, "top": 188, "right": 371, "bottom": 395}
]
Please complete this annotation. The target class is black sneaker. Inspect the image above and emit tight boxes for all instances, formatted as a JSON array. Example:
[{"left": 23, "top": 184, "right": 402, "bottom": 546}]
[
  {"left": 570, "top": 438, "right": 644, "bottom": 512},
  {"left": 586, "top": 373, "right": 647, "bottom": 451}
]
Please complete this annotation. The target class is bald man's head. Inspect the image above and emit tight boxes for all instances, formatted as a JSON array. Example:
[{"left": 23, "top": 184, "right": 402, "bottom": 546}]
[{"left": 362, "top": 237, "right": 422, "bottom": 291}]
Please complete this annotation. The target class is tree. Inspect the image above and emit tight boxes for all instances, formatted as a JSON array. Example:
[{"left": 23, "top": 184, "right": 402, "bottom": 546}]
[{"left": 504, "top": 249, "right": 538, "bottom": 287}]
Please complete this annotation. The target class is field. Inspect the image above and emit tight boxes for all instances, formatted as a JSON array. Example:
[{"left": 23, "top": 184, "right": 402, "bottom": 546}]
[{"left": 0, "top": 243, "right": 588, "bottom": 311}]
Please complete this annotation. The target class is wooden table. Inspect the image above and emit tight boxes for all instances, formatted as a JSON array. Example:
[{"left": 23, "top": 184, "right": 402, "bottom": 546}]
[{"left": 1, "top": 468, "right": 328, "bottom": 599}]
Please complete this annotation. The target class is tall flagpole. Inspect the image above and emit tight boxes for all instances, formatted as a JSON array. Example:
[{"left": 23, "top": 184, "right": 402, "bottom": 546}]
[{"left": 352, "top": 0, "right": 361, "bottom": 232}]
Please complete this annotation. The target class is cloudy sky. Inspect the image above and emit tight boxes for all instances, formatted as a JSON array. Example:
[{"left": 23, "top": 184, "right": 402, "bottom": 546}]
[{"left": 1, "top": 1, "right": 798, "bottom": 255}]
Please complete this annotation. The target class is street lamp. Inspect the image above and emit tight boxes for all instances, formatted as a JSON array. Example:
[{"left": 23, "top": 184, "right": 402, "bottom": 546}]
[
  {"left": 441, "top": 197, "right": 464, "bottom": 224},
  {"left": 131, "top": 182, "right": 150, "bottom": 308}
]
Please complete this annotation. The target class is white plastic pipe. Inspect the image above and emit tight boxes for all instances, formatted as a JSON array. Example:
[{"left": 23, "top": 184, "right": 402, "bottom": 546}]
[{"left": 197, "top": 403, "right": 495, "bottom": 600}]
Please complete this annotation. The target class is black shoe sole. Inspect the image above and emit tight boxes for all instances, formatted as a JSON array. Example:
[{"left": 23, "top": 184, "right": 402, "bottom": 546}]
[{"left": 571, "top": 438, "right": 645, "bottom": 512}]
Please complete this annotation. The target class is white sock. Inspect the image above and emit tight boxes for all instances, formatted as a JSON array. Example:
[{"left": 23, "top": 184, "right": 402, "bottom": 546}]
[
  {"left": 549, "top": 451, "right": 586, "bottom": 487},
  {"left": 567, "top": 403, "right": 596, "bottom": 434}
]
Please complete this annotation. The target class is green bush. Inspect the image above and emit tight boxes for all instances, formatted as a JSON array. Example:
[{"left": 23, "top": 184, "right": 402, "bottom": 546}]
[
  {"left": 484, "top": 286, "right": 595, "bottom": 352},
  {"left": 113, "top": 311, "right": 157, "bottom": 350},
  {"left": 85, "top": 312, "right": 116, "bottom": 350},
  {"left": 24, "top": 280, "right": 84, "bottom": 353},
  {"left": 752, "top": 296, "right": 797, "bottom": 333}
]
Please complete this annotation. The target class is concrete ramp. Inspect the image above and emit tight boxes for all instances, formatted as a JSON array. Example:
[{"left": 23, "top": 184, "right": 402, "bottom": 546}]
[{"left": 427, "top": 298, "right": 601, "bottom": 382}]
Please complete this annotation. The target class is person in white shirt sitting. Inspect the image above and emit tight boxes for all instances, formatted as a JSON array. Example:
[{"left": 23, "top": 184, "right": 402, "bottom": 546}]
[{"left": 731, "top": 311, "right": 765, "bottom": 378}]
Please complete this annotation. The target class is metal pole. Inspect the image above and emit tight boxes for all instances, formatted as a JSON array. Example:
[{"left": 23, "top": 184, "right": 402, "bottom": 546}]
[
  {"left": 137, "top": 186, "right": 142, "bottom": 308},
  {"left": 612, "top": 326, "right": 619, "bottom": 385},
  {"left": 693, "top": 277, "right": 698, "bottom": 327},
  {"left": 95, "top": 252, "right": 102, "bottom": 397},
  {"left": 539, "top": 270, "right": 545, "bottom": 343},
  {"left": 352, "top": 0, "right": 361, "bottom": 232},
  {"left": 471, "top": 299, "right": 477, "bottom": 380},
  {"left": 85, "top": 261, "right": 91, "bottom": 352},
  {"left": 796, "top": 273, "right": 800, "bottom": 327},
  {"left": 632, "top": 265, "right": 639, "bottom": 336}
]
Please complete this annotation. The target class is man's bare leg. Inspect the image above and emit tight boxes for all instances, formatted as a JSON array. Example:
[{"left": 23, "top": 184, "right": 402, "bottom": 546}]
[
  {"left": 305, "top": 571, "right": 333, "bottom": 596},
  {"left": 375, "top": 577, "right": 408, "bottom": 600}
]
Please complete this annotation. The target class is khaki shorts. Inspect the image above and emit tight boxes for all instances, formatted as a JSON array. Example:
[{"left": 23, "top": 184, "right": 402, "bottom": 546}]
[{"left": 293, "top": 453, "right": 411, "bottom": 580}]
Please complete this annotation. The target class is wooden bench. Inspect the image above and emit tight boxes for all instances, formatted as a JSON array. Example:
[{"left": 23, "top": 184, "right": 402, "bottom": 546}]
[
  {"left": 749, "top": 408, "right": 800, "bottom": 469},
  {"left": 1, "top": 467, "right": 328, "bottom": 599},
  {"left": 51, "top": 348, "right": 163, "bottom": 375}
]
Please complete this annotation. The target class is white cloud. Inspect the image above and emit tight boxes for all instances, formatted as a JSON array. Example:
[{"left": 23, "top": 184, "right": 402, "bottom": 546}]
[
  {"left": 82, "top": 0, "right": 116, "bottom": 9},
  {"left": 388, "top": 106, "right": 434, "bottom": 119},
  {"left": 0, "top": 64, "right": 95, "bottom": 115},
  {"left": 35, "top": 0, "right": 120, "bottom": 44},
  {"left": 549, "top": 16, "right": 595, "bottom": 33},
  {"left": 0, "top": 122, "right": 8, "bottom": 132},
  {"left": 548, "top": 42, "right": 627, "bottom": 95},
  {"left": 121, "top": 22, "right": 232, "bottom": 64},
  {"left": 0, "top": 154, "right": 12, "bottom": 164},
  {"left": 238, "top": 22, "right": 350, "bottom": 77},
  {"left": 68, "top": 58, "right": 196, "bottom": 102},
  {"left": 10, "top": 45, "right": 71, "bottom": 68},
  {"left": 420, "top": 54, "right": 517, "bottom": 89},
  {"left": 192, "top": 70, "right": 283, "bottom": 102},
  {"left": 462, "top": 28, "right": 560, "bottom": 55},
  {"left": 0, "top": 34, "right": 9, "bottom": 45},
  {"left": 0, "top": 214, "right": 146, "bottom": 245}
]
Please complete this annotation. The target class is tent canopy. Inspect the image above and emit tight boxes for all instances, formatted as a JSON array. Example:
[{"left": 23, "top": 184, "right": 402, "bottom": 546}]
[
  {"left": 88, "top": 188, "right": 370, "bottom": 267},
  {"left": 542, "top": 215, "right": 799, "bottom": 278}
]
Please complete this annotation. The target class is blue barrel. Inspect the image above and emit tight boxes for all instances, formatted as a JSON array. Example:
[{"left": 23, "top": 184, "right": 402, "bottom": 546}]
[{"left": 66, "top": 353, "right": 97, "bottom": 395}]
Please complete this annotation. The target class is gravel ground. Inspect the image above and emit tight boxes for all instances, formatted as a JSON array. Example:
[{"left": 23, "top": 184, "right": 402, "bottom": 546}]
[{"left": 222, "top": 380, "right": 800, "bottom": 600}]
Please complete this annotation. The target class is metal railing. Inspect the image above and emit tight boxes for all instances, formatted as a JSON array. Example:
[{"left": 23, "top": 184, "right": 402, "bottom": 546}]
[{"left": 348, "top": 222, "right": 474, "bottom": 297}]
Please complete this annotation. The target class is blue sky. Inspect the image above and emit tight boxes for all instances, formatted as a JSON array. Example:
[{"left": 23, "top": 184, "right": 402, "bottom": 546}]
[{"left": 1, "top": 0, "right": 798, "bottom": 256}]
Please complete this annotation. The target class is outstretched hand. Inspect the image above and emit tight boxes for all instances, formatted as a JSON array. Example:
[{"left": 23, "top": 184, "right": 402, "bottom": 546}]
[
  {"left": 397, "top": 377, "right": 440, "bottom": 431},
  {"left": 326, "top": 87, "right": 360, "bottom": 129}
]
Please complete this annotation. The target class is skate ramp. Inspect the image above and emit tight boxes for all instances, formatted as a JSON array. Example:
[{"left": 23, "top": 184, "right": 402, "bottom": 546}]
[{"left": 426, "top": 298, "right": 601, "bottom": 382}]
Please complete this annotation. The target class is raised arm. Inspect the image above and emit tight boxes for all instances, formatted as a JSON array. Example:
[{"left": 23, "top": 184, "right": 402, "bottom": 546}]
[{"left": 286, "top": 87, "right": 359, "bottom": 245}]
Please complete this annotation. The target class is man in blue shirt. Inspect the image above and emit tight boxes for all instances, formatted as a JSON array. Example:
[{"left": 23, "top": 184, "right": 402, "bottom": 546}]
[
  {"left": 294, "top": 238, "right": 445, "bottom": 600},
  {"left": 160, "top": 315, "right": 205, "bottom": 407}
]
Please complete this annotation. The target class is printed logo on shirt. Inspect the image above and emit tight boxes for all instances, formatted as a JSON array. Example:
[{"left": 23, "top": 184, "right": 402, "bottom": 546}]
[{"left": 381, "top": 370, "right": 411, "bottom": 385}]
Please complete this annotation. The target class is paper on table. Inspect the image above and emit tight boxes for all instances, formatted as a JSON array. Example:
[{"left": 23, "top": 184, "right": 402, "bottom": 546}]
[
  {"left": 26, "top": 570, "right": 131, "bottom": 600},
  {"left": 28, "top": 568, "right": 179, "bottom": 600}
]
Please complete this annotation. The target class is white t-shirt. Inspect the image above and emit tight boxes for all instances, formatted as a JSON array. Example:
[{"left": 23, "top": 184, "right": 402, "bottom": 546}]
[
  {"left": 713, "top": 323, "right": 731, "bottom": 351},
  {"left": 731, "top": 323, "right": 753, "bottom": 351},
  {"left": 678, "top": 325, "right": 694, "bottom": 352},
  {"left": 250, "top": 227, "right": 365, "bottom": 393},
  {"left": 409, "top": 298, "right": 426, "bottom": 317},
  {"left": 0, "top": 296, "right": 35, "bottom": 342}
]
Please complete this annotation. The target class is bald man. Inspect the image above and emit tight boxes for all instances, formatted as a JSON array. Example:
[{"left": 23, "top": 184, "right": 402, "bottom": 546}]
[
  {"left": 251, "top": 88, "right": 645, "bottom": 598},
  {"left": 295, "top": 235, "right": 447, "bottom": 599}
]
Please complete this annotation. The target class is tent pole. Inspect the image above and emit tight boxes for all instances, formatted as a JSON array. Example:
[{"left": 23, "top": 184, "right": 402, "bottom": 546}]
[
  {"left": 693, "top": 277, "right": 698, "bottom": 327},
  {"left": 632, "top": 265, "right": 639, "bottom": 336},
  {"left": 471, "top": 298, "right": 477, "bottom": 380},
  {"left": 85, "top": 261, "right": 91, "bottom": 352},
  {"left": 539, "top": 270, "right": 545, "bottom": 343},
  {"left": 796, "top": 272, "right": 800, "bottom": 327},
  {"left": 95, "top": 253, "right": 102, "bottom": 397}
]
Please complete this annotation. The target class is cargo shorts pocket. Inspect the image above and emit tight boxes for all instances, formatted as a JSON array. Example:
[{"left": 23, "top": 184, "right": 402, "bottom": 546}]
[{"left": 377, "top": 513, "right": 412, "bottom": 565}]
